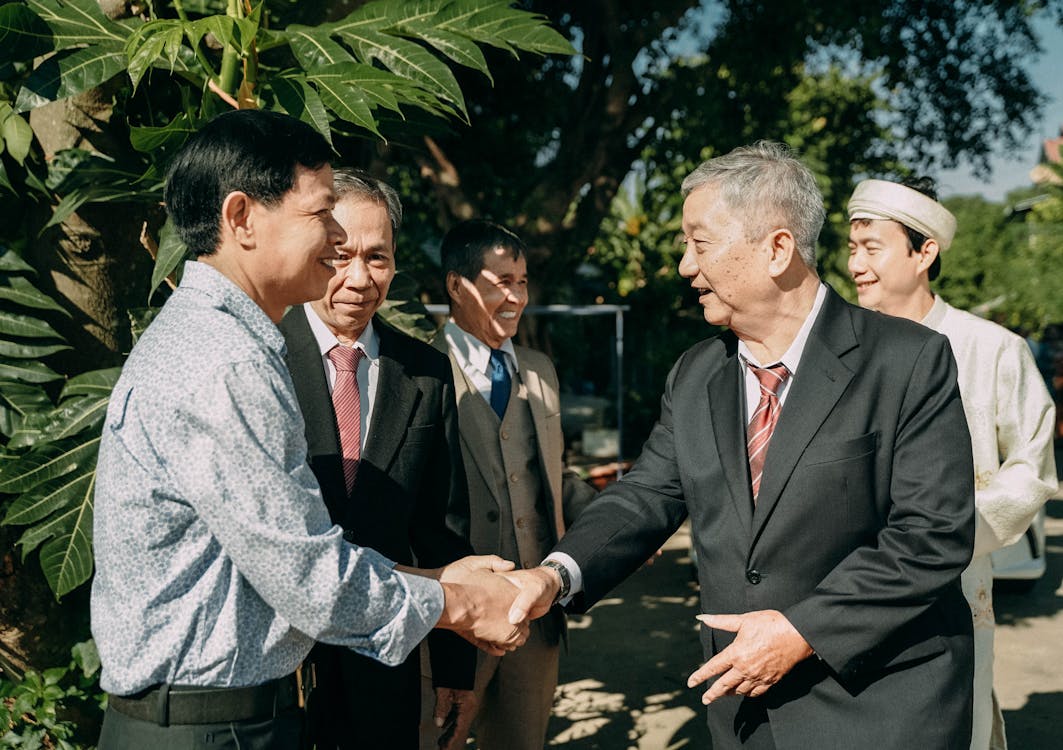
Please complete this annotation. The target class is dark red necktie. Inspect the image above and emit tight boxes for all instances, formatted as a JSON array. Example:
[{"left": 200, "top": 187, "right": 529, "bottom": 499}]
[
  {"left": 746, "top": 361, "right": 790, "bottom": 502},
  {"left": 328, "top": 345, "right": 364, "bottom": 494}
]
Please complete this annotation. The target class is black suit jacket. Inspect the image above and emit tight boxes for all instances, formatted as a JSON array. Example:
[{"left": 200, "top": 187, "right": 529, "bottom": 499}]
[
  {"left": 280, "top": 308, "right": 475, "bottom": 689},
  {"left": 554, "top": 288, "right": 976, "bottom": 749}
]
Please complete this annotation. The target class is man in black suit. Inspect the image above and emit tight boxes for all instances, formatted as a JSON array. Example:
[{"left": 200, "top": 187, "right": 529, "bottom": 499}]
[
  {"left": 508, "top": 142, "right": 977, "bottom": 749},
  {"left": 280, "top": 169, "right": 476, "bottom": 750}
]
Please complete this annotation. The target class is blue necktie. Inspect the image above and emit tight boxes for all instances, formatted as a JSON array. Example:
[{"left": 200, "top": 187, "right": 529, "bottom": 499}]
[{"left": 489, "top": 349, "right": 511, "bottom": 419}]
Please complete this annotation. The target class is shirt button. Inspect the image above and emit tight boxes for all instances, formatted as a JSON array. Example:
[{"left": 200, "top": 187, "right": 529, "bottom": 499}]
[
  {"left": 486, "top": 510, "right": 499, "bottom": 522},
  {"left": 509, "top": 473, "right": 518, "bottom": 483},
  {"left": 745, "top": 569, "right": 762, "bottom": 585}
]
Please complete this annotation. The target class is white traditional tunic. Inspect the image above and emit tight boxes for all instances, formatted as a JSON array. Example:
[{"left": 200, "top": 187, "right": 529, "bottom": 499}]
[{"left": 922, "top": 295, "right": 1058, "bottom": 750}]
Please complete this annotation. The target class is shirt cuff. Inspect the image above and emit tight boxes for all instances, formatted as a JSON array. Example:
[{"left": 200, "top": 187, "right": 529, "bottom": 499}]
[{"left": 542, "top": 551, "right": 582, "bottom": 606}]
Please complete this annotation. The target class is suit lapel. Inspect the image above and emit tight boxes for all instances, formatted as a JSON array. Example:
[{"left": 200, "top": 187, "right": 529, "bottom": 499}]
[
  {"left": 282, "top": 306, "right": 340, "bottom": 458},
  {"left": 707, "top": 333, "right": 754, "bottom": 532},
  {"left": 450, "top": 350, "right": 507, "bottom": 509},
  {"left": 362, "top": 322, "right": 418, "bottom": 471},
  {"left": 750, "top": 289, "right": 858, "bottom": 544},
  {"left": 519, "top": 352, "right": 566, "bottom": 538}
]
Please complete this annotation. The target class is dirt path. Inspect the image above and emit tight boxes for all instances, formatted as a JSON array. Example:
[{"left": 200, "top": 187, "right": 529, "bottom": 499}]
[{"left": 547, "top": 499, "right": 1063, "bottom": 749}]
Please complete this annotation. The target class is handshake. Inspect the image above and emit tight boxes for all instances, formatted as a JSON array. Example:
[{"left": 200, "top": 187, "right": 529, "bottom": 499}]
[{"left": 429, "top": 556, "right": 564, "bottom": 654}]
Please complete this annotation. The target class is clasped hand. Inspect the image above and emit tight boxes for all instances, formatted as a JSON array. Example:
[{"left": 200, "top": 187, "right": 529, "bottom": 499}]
[{"left": 435, "top": 555, "right": 535, "bottom": 655}]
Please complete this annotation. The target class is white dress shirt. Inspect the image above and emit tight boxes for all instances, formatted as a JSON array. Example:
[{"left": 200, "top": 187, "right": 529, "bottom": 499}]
[
  {"left": 443, "top": 320, "right": 519, "bottom": 405},
  {"left": 303, "top": 303, "right": 381, "bottom": 451}
]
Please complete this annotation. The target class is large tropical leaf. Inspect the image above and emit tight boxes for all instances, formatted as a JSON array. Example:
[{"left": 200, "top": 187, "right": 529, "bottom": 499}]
[
  {"left": 0, "top": 434, "right": 100, "bottom": 494},
  {"left": 148, "top": 218, "right": 189, "bottom": 300},
  {"left": 0, "top": 2, "right": 55, "bottom": 65},
  {"left": 15, "top": 41, "right": 127, "bottom": 112},
  {"left": 0, "top": 337, "right": 71, "bottom": 359},
  {"left": 0, "top": 274, "right": 70, "bottom": 315},
  {"left": 24, "top": 0, "right": 127, "bottom": 49},
  {"left": 435, "top": 0, "right": 574, "bottom": 56},
  {"left": 60, "top": 367, "right": 121, "bottom": 399},
  {"left": 0, "top": 310, "right": 63, "bottom": 340},
  {"left": 285, "top": 26, "right": 357, "bottom": 70},
  {"left": 8, "top": 394, "right": 109, "bottom": 449},
  {"left": 0, "top": 381, "right": 52, "bottom": 439},
  {"left": 0, "top": 250, "right": 35, "bottom": 273},
  {"left": 124, "top": 19, "right": 185, "bottom": 90},
  {"left": 270, "top": 74, "right": 333, "bottom": 142}
]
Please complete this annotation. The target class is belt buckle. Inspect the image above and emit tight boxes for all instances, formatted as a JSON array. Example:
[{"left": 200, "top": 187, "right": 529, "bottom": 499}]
[{"left": 294, "top": 662, "right": 316, "bottom": 709}]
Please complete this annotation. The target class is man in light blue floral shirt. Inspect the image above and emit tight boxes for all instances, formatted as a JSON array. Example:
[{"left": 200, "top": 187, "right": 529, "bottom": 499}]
[{"left": 91, "top": 110, "right": 528, "bottom": 750}]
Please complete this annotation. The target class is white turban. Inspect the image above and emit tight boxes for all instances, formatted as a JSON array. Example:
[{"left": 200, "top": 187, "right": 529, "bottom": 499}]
[{"left": 847, "top": 179, "right": 957, "bottom": 250}]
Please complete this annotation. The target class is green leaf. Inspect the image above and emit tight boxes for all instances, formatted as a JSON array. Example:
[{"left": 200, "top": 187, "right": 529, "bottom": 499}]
[
  {"left": 149, "top": 218, "right": 188, "bottom": 299},
  {"left": 334, "top": 26, "right": 467, "bottom": 118},
  {"left": 125, "top": 19, "right": 184, "bottom": 90},
  {"left": 15, "top": 42, "right": 128, "bottom": 112},
  {"left": 285, "top": 26, "right": 357, "bottom": 69},
  {"left": 0, "top": 310, "right": 63, "bottom": 340},
  {"left": 186, "top": 15, "right": 237, "bottom": 51},
  {"left": 306, "top": 62, "right": 415, "bottom": 116},
  {"left": 436, "top": 0, "right": 575, "bottom": 56},
  {"left": 25, "top": 0, "right": 127, "bottom": 48},
  {"left": 270, "top": 75, "right": 333, "bottom": 144},
  {"left": 0, "top": 356, "right": 63, "bottom": 384},
  {"left": 0, "top": 381, "right": 52, "bottom": 417},
  {"left": 71, "top": 639, "right": 100, "bottom": 679},
  {"left": 127, "top": 306, "right": 162, "bottom": 344},
  {"left": 399, "top": 24, "right": 490, "bottom": 82},
  {"left": 129, "top": 114, "right": 197, "bottom": 153},
  {"left": 4, "top": 469, "right": 93, "bottom": 527},
  {"left": 0, "top": 434, "right": 99, "bottom": 494},
  {"left": 306, "top": 70, "right": 381, "bottom": 138},
  {"left": 0, "top": 249, "right": 37, "bottom": 273},
  {"left": 0, "top": 275, "right": 70, "bottom": 315},
  {"left": 20, "top": 468, "right": 95, "bottom": 597},
  {"left": 0, "top": 2, "right": 55, "bottom": 64},
  {"left": 60, "top": 367, "right": 120, "bottom": 399},
  {"left": 46, "top": 182, "right": 143, "bottom": 229},
  {"left": 0, "top": 338, "right": 71, "bottom": 359},
  {"left": 8, "top": 395, "right": 107, "bottom": 449},
  {"left": 0, "top": 106, "right": 35, "bottom": 165}
]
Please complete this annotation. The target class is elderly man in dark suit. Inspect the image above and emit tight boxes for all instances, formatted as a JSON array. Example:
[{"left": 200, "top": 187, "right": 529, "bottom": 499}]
[
  {"left": 279, "top": 169, "right": 475, "bottom": 750},
  {"left": 507, "top": 142, "right": 977, "bottom": 749}
]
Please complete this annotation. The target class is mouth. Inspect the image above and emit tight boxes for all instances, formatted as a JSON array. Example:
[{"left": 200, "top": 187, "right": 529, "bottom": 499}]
[
  {"left": 498, "top": 311, "right": 518, "bottom": 320},
  {"left": 853, "top": 279, "right": 876, "bottom": 293}
]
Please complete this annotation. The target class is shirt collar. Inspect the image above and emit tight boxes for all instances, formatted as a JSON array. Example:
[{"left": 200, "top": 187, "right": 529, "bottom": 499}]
[
  {"left": 738, "top": 283, "right": 828, "bottom": 374},
  {"left": 444, "top": 320, "right": 519, "bottom": 375},
  {"left": 303, "top": 303, "right": 379, "bottom": 360},
  {"left": 920, "top": 294, "right": 949, "bottom": 330},
  {"left": 181, "top": 260, "right": 285, "bottom": 355}
]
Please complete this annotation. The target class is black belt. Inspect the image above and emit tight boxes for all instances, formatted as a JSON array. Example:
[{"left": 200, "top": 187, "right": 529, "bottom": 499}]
[{"left": 108, "top": 673, "right": 301, "bottom": 726}]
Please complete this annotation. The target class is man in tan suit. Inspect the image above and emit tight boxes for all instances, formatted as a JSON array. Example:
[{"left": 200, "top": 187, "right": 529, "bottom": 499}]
[{"left": 425, "top": 219, "right": 596, "bottom": 750}]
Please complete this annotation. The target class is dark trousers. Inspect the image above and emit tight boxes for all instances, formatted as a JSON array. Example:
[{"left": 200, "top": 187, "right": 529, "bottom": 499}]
[
  {"left": 307, "top": 644, "right": 420, "bottom": 750},
  {"left": 98, "top": 704, "right": 304, "bottom": 749}
]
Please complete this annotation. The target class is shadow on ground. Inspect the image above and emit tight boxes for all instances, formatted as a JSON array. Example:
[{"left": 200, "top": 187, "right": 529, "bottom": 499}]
[
  {"left": 546, "top": 545, "right": 711, "bottom": 749},
  {"left": 1001, "top": 691, "right": 1063, "bottom": 748},
  {"left": 994, "top": 499, "right": 1063, "bottom": 624}
]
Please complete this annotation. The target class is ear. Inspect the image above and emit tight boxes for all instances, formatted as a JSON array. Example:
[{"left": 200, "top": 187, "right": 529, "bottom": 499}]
[
  {"left": 915, "top": 238, "right": 940, "bottom": 274},
  {"left": 765, "top": 228, "right": 798, "bottom": 278},
  {"left": 445, "top": 271, "right": 463, "bottom": 303},
  {"left": 220, "top": 191, "right": 256, "bottom": 249}
]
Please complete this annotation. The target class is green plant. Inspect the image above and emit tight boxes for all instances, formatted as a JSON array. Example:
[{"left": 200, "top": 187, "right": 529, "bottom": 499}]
[{"left": 0, "top": 640, "right": 103, "bottom": 749}]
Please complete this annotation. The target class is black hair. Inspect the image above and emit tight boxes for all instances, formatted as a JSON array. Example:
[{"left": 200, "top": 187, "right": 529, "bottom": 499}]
[
  {"left": 440, "top": 219, "right": 526, "bottom": 282},
  {"left": 900, "top": 176, "right": 942, "bottom": 282},
  {"left": 163, "top": 109, "right": 334, "bottom": 256}
]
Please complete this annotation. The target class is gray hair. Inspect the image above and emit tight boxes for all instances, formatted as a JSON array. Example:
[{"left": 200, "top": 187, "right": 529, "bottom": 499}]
[
  {"left": 332, "top": 167, "right": 403, "bottom": 239},
  {"left": 681, "top": 141, "right": 824, "bottom": 268}
]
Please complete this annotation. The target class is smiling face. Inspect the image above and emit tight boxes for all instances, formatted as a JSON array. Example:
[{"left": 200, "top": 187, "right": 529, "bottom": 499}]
[
  {"left": 309, "top": 196, "right": 396, "bottom": 344},
  {"left": 448, "top": 247, "right": 528, "bottom": 349},
  {"left": 847, "top": 218, "right": 932, "bottom": 317},
  {"left": 677, "top": 183, "right": 771, "bottom": 332},
  {"left": 245, "top": 164, "right": 347, "bottom": 319}
]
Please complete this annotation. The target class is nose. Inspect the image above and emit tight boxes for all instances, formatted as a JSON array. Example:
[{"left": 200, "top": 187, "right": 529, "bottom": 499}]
[
  {"left": 847, "top": 247, "right": 866, "bottom": 277},
  {"left": 341, "top": 257, "right": 372, "bottom": 289},
  {"left": 678, "top": 242, "right": 697, "bottom": 279},
  {"left": 328, "top": 214, "right": 347, "bottom": 247},
  {"left": 506, "top": 284, "right": 528, "bottom": 304}
]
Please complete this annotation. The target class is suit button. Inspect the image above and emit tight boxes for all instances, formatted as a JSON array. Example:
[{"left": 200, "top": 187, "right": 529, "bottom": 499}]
[
  {"left": 501, "top": 430, "right": 509, "bottom": 440},
  {"left": 745, "top": 569, "right": 762, "bottom": 585},
  {"left": 342, "top": 529, "right": 356, "bottom": 543},
  {"left": 509, "top": 473, "right": 518, "bottom": 483},
  {"left": 486, "top": 510, "right": 499, "bottom": 522},
  {"left": 516, "top": 518, "right": 525, "bottom": 529}
]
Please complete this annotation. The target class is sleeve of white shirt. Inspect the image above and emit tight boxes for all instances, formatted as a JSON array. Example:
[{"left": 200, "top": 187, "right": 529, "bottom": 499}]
[{"left": 542, "top": 551, "right": 584, "bottom": 605}]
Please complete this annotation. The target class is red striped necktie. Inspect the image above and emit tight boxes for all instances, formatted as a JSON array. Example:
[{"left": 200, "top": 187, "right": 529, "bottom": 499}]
[
  {"left": 745, "top": 361, "right": 790, "bottom": 502},
  {"left": 328, "top": 345, "right": 364, "bottom": 494}
]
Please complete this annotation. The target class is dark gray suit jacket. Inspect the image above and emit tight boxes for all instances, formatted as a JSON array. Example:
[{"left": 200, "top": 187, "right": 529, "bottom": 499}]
[
  {"left": 554, "top": 287, "right": 976, "bottom": 749},
  {"left": 280, "top": 308, "right": 474, "bottom": 689}
]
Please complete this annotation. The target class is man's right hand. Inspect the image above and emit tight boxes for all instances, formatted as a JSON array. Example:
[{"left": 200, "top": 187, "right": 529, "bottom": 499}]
[
  {"left": 433, "top": 555, "right": 530, "bottom": 654},
  {"left": 502, "top": 565, "right": 562, "bottom": 624}
]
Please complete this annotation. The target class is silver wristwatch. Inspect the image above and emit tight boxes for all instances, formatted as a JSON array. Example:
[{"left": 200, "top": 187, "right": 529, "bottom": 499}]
[{"left": 539, "top": 560, "right": 571, "bottom": 604}]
